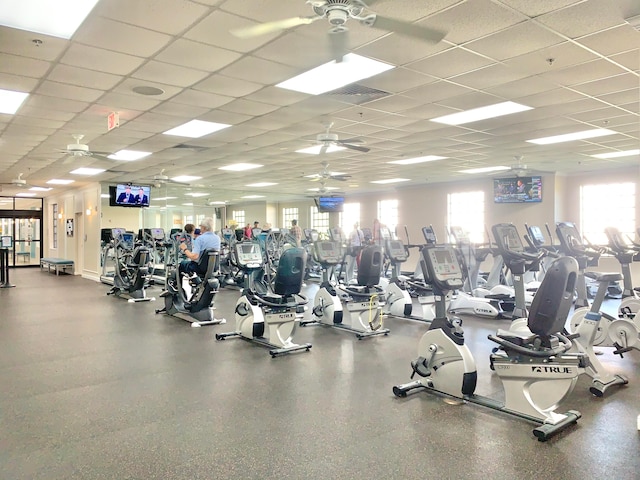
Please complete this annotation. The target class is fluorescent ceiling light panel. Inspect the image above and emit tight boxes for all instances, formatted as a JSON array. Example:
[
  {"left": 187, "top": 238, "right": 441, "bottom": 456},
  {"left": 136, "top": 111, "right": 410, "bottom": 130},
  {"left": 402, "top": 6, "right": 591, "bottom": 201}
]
[
  {"left": 388, "top": 155, "right": 447, "bottom": 165},
  {"left": 107, "top": 150, "right": 151, "bottom": 161},
  {"left": 219, "top": 163, "right": 263, "bottom": 172},
  {"left": 152, "top": 197, "right": 178, "bottom": 201},
  {"left": 209, "top": 201, "right": 226, "bottom": 205},
  {"left": 431, "top": 101, "right": 533, "bottom": 125},
  {"left": 242, "top": 195, "right": 265, "bottom": 199},
  {"left": 0, "top": 0, "right": 99, "bottom": 39},
  {"left": 296, "top": 145, "right": 346, "bottom": 154},
  {"left": 29, "top": 187, "right": 52, "bottom": 192},
  {"left": 171, "top": 175, "right": 202, "bottom": 182},
  {"left": 527, "top": 128, "right": 616, "bottom": 145},
  {"left": 0, "top": 89, "right": 29, "bottom": 114},
  {"left": 370, "top": 178, "right": 410, "bottom": 184},
  {"left": 100, "top": 194, "right": 111, "bottom": 198},
  {"left": 46, "top": 179, "right": 74, "bottom": 185},
  {"left": 591, "top": 149, "right": 640, "bottom": 159},
  {"left": 459, "top": 166, "right": 511, "bottom": 174},
  {"left": 163, "top": 120, "right": 231, "bottom": 138},
  {"left": 182, "top": 203, "right": 194, "bottom": 206},
  {"left": 246, "top": 182, "right": 277, "bottom": 187},
  {"left": 276, "top": 53, "right": 394, "bottom": 95},
  {"left": 185, "top": 192, "right": 209, "bottom": 197},
  {"left": 305, "top": 172, "right": 345, "bottom": 178},
  {"left": 16, "top": 192, "right": 37, "bottom": 197},
  {"left": 70, "top": 167, "right": 106, "bottom": 175},
  {"left": 307, "top": 187, "right": 339, "bottom": 192}
]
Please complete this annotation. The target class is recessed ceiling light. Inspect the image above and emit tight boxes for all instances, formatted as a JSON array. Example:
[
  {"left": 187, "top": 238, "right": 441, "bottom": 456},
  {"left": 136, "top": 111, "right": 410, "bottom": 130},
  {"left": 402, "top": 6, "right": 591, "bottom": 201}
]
[
  {"left": 242, "top": 195, "right": 265, "bottom": 199},
  {"left": 370, "top": 178, "right": 410, "bottom": 184},
  {"left": 277, "top": 53, "right": 394, "bottom": 95},
  {"left": 388, "top": 155, "right": 447, "bottom": 165},
  {"left": 590, "top": 149, "right": 640, "bottom": 159},
  {"left": 296, "top": 145, "right": 346, "bottom": 155},
  {"left": 527, "top": 128, "right": 616, "bottom": 145},
  {"left": 29, "top": 187, "right": 52, "bottom": 192},
  {"left": 459, "top": 166, "right": 511, "bottom": 174},
  {"left": 107, "top": 150, "right": 151, "bottom": 161},
  {"left": 163, "top": 120, "right": 231, "bottom": 138},
  {"left": 0, "top": 0, "right": 100, "bottom": 39},
  {"left": 219, "top": 163, "right": 263, "bottom": 172},
  {"left": 132, "top": 85, "right": 165, "bottom": 96},
  {"left": 171, "top": 176, "right": 202, "bottom": 183},
  {"left": 431, "top": 101, "right": 533, "bottom": 125},
  {"left": 246, "top": 182, "right": 277, "bottom": 187},
  {"left": 70, "top": 167, "right": 106, "bottom": 175},
  {"left": 0, "top": 88, "right": 29, "bottom": 114},
  {"left": 185, "top": 192, "right": 209, "bottom": 197},
  {"left": 46, "top": 179, "right": 74, "bottom": 185},
  {"left": 16, "top": 192, "right": 37, "bottom": 197},
  {"left": 100, "top": 194, "right": 110, "bottom": 198}
]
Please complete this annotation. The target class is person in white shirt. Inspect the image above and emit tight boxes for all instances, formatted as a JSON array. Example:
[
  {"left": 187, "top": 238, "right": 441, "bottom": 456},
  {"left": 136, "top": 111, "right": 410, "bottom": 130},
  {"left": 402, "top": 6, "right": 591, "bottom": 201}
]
[{"left": 345, "top": 222, "right": 364, "bottom": 283}]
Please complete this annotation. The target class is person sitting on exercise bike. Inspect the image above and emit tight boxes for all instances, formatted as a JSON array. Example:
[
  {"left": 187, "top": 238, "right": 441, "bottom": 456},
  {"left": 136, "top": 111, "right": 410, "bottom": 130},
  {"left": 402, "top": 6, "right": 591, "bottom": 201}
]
[{"left": 179, "top": 217, "right": 221, "bottom": 275}]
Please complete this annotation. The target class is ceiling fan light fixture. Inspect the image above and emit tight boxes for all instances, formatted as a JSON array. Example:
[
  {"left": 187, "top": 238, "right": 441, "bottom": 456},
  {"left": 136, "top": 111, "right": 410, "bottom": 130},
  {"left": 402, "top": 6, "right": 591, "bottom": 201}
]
[
  {"left": 276, "top": 53, "right": 394, "bottom": 95},
  {"left": 431, "top": 101, "right": 533, "bottom": 126},
  {"left": 0, "top": 88, "right": 29, "bottom": 114}
]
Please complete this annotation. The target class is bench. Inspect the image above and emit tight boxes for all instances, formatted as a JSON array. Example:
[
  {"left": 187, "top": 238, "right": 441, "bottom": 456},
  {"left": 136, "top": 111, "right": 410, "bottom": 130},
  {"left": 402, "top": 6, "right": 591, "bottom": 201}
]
[
  {"left": 40, "top": 258, "right": 74, "bottom": 276},
  {"left": 16, "top": 252, "right": 30, "bottom": 262}
]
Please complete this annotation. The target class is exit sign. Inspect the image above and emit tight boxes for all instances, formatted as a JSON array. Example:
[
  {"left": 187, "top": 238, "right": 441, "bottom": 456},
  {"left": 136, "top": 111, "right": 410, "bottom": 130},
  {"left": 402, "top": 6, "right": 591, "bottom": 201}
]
[{"left": 107, "top": 112, "right": 119, "bottom": 131}]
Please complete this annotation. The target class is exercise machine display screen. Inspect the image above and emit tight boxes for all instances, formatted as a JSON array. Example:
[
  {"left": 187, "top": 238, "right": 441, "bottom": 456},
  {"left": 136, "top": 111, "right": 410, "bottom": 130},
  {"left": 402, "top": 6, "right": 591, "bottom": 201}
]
[
  {"left": 236, "top": 243, "right": 262, "bottom": 267},
  {"left": 111, "top": 228, "right": 126, "bottom": 240},
  {"left": 424, "top": 245, "right": 463, "bottom": 289},
  {"left": 120, "top": 233, "right": 135, "bottom": 250},
  {"left": 528, "top": 226, "right": 545, "bottom": 246},
  {"left": 449, "top": 226, "right": 469, "bottom": 244},
  {"left": 422, "top": 226, "right": 437, "bottom": 245},
  {"left": 387, "top": 240, "right": 408, "bottom": 262},
  {"left": 150, "top": 228, "right": 165, "bottom": 240},
  {"left": 556, "top": 222, "right": 585, "bottom": 253},
  {"left": 315, "top": 241, "right": 341, "bottom": 263},
  {"left": 494, "top": 225, "right": 524, "bottom": 253}
]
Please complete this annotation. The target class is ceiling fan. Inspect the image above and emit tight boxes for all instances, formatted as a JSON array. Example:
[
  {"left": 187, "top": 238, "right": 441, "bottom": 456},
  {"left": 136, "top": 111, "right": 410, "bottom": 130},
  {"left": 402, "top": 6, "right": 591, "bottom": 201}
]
[
  {"left": 499, "top": 156, "right": 553, "bottom": 177},
  {"left": 305, "top": 161, "right": 352, "bottom": 182},
  {"left": 145, "top": 169, "right": 191, "bottom": 188},
  {"left": 306, "top": 123, "right": 369, "bottom": 154},
  {"left": 306, "top": 180, "right": 345, "bottom": 197},
  {"left": 231, "top": 0, "right": 447, "bottom": 61},
  {"left": 0, "top": 173, "right": 37, "bottom": 189},
  {"left": 58, "top": 134, "right": 113, "bottom": 164}
]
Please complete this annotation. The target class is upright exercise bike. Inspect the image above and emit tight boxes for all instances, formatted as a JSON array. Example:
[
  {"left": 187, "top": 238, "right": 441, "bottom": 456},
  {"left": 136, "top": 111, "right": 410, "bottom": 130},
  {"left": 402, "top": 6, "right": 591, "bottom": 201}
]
[
  {"left": 393, "top": 243, "right": 586, "bottom": 441},
  {"left": 379, "top": 235, "right": 413, "bottom": 318}
]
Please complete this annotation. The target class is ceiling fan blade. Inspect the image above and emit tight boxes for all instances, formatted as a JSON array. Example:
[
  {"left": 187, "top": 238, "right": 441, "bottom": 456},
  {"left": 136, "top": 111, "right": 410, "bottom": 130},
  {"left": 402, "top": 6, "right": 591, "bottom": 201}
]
[
  {"left": 231, "top": 16, "right": 321, "bottom": 38},
  {"left": 62, "top": 155, "right": 76, "bottom": 165},
  {"left": 365, "top": 15, "right": 446, "bottom": 43},
  {"left": 338, "top": 138, "right": 364, "bottom": 144},
  {"left": 339, "top": 142, "right": 370, "bottom": 153},
  {"left": 319, "top": 143, "right": 329, "bottom": 155},
  {"left": 328, "top": 29, "right": 349, "bottom": 63},
  {"left": 330, "top": 175, "right": 351, "bottom": 181}
]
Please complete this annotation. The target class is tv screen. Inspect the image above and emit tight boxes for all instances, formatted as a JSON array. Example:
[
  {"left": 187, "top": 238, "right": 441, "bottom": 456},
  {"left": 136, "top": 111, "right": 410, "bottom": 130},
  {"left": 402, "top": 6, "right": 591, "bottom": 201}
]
[
  {"left": 318, "top": 196, "right": 344, "bottom": 213},
  {"left": 494, "top": 176, "right": 542, "bottom": 203},
  {"left": 110, "top": 184, "right": 151, "bottom": 207}
]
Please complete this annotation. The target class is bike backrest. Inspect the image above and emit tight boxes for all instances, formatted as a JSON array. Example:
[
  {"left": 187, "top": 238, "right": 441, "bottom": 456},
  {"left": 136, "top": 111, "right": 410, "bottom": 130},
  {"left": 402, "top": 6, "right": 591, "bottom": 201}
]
[
  {"left": 274, "top": 247, "right": 307, "bottom": 296},
  {"left": 357, "top": 245, "right": 384, "bottom": 287}
]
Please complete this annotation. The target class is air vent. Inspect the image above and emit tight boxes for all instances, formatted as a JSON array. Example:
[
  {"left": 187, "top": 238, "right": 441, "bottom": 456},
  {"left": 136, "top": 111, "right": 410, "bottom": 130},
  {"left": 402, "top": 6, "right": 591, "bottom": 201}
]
[
  {"left": 326, "top": 84, "right": 391, "bottom": 105},
  {"left": 171, "top": 144, "right": 209, "bottom": 152}
]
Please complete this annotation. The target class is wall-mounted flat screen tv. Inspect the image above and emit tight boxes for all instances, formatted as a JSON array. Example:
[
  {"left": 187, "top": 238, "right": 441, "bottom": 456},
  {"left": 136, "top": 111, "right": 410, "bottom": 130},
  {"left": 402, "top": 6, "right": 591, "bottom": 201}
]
[
  {"left": 318, "top": 196, "right": 344, "bottom": 213},
  {"left": 493, "top": 176, "right": 542, "bottom": 203},
  {"left": 109, "top": 184, "right": 151, "bottom": 207}
]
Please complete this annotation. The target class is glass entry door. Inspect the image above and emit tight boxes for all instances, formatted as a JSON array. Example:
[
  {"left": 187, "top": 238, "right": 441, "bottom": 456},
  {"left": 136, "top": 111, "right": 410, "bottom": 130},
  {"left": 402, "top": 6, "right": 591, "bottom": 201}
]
[
  {"left": 14, "top": 217, "right": 41, "bottom": 266},
  {"left": 0, "top": 218, "right": 14, "bottom": 267}
]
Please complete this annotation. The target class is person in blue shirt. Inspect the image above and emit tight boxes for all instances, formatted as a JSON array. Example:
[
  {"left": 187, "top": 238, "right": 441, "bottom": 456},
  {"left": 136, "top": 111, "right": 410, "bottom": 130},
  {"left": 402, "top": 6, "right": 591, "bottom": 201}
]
[{"left": 179, "top": 217, "right": 221, "bottom": 275}]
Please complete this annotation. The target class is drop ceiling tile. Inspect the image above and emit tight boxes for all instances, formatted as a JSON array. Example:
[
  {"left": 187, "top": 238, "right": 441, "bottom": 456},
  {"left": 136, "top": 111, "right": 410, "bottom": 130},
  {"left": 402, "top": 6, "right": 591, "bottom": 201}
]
[
  {"left": 36, "top": 80, "right": 105, "bottom": 103},
  {"left": 403, "top": 80, "right": 475, "bottom": 103},
  {"left": 571, "top": 73, "right": 638, "bottom": 97},
  {"left": 0, "top": 27, "right": 68, "bottom": 61},
  {"left": 597, "top": 88, "right": 639, "bottom": 107},
  {"left": 184, "top": 10, "right": 280, "bottom": 53},
  {"left": 609, "top": 49, "right": 640, "bottom": 71},
  {"left": 364, "top": 95, "right": 422, "bottom": 114},
  {"left": 579, "top": 25, "right": 640, "bottom": 56},
  {"left": 435, "top": 91, "right": 505, "bottom": 111},
  {"left": 244, "top": 86, "right": 308, "bottom": 107},
  {"left": 252, "top": 32, "right": 336, "bottom": 70},
  {"left": 449, "top": 63, "right": 530, "bottom": 90},
  {"left": 537, "top": 1, "right": 627, "bottom": 38},
  {"left": 132, "top": 61, "right": 210, "bottom": 88},
  {"left": 17, "top": 106, "right": 76, "bottom": 122},
  {"left": 502, "top": 41, "right": 598, "bottom": 77},
  {"left": 113, "top": 78, "right": 182, "bottom": 101},
  {"left": 98, "top": 92, "right": 162, "bottom": 111},
  {"left": 155, "top": 39, "right": 242, "bottom": 71},
  {"left": 95, "top": 0, "right": 208, "bottom": 35},
  {"left": 485, "top": 76, "right": 558, "bottom": 100},
  {"left": 61, "top": 44, "right": 145, "bottom": 75},
  {"left": 0, "top": 72, "right": 39, "bottom": 93},
  {"left": 198, "top": 110, "right": 253, "bottom": 126},
  {"left": 170, "top": 89, "right": 234, "bottom": 109},
  {"left": 74, "top": 17, "right": 172, "bottom": 57},
  {"left": 516, "top": 87, "right": 586, "bottom": 108},
  {"left": 220, "top": 56, "right": 298, "bottom": 84},
  {"left": 540, "top": 59, "right": 629, "bottom": 85},
  {"left": 0, "top": 52, "right": 50, "bottom": 79},
  {"left": 355, "top": 33, "right": 449, "bottom": 66},
  {"left": 358, "top": 68, "right": 437, "bottom": 94},
  {"left": 220, "top": 0, "right": 308, "bottom": 23},
  {"left": 219, "top": 99, "right": 280, "bottom": 116},
  {"left": 47, "top": 64, "right": 123, "bottom": 91},
  {"left": 408, "top": 47, "right": 495, "bottom": 79},
  {"left": 151, "top": 102, "right": 210, "bottom": 119},
  {"left": 497, "top": 0, "right": 587, "bottom": 17},
  {"left": 25, "top": 94, "right": 89, "bottom": 114},
  {"left": 194, "top": 75, "right": 264, "bottom": 97}
]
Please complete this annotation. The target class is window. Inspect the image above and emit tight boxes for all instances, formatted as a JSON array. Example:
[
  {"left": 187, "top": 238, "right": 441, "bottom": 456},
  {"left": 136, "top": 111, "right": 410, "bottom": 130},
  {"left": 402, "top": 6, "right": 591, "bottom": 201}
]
[
  {"left": 282, "top": 207, "right": 298, "bottom": 228},
  {"left": 340, "top": 202, "right": 360, "bottom": 232},
  {"left": 447, "top": 191, "right": 485, "bottom": 243},
  {"left": 52, "top": 203, "right": 58, "bottom": 249},
  {"left": 377, "top": 199, "right": 398, "bottom": 235},
  {"left": 232, "top": 210, "right": 245, "bottom": 226},
  {"left": 580, "top": 182, "right": 635, "bottom": 244},
  {"left": 310, "top": 206, "right": 330, "bottom": 234}
]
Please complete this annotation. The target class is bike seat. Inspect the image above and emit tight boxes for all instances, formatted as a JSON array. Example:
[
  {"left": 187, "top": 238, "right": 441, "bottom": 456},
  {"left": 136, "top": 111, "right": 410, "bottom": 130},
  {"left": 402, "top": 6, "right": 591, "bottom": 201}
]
[{"left": 584, "top": 271, "right": 622, "bottom": 283}]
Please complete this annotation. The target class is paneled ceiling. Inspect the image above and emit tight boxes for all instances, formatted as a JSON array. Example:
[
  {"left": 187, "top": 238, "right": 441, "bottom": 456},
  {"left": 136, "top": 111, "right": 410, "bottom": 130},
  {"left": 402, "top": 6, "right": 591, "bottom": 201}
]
[{"left": 0, "top": 0, "right": 638, "bottom": 204}]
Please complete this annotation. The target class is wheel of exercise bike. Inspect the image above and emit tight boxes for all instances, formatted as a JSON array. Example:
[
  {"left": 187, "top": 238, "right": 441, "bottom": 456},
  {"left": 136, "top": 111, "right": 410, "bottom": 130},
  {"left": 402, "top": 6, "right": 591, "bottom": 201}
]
[
  {"left": 607, "top": 319, "right": 640, "bottom": 350},
  {"left": 570, "top": 306, "right": 608, "bottom": 345}
]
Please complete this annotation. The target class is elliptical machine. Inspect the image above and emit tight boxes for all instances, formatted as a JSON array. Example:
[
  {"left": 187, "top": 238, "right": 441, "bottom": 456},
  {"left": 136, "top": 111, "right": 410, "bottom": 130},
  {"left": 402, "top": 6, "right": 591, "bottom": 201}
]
[
  {"left": 392, "top": 243, "right": 586, "bottom": 441},
  {"left": 304, "top": 244, "right": 389, "bottom": 339},
  {"left": 604, "top": 226, "right": 640, "bottom": 318},
  {"left": 216, "top": 243, "right": 311, "bottom": 357},
  {"left": 379, "top": 235, "right": 413, "bottom": 318},
  {"left": 107, "top": 231, "right": 155, "bottom": 302},
  {"left": 155, "top": 232, "right": 225, "bottom": 327}
]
